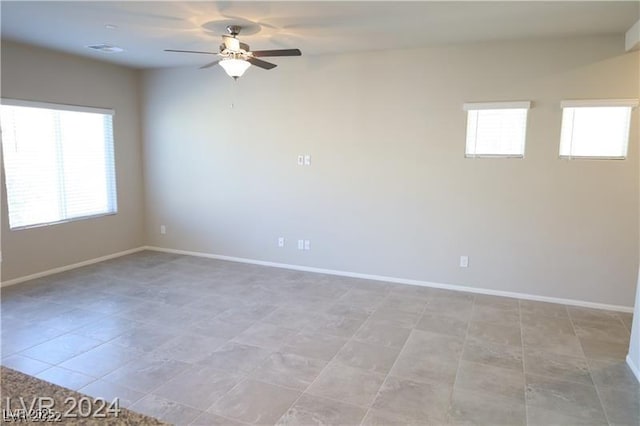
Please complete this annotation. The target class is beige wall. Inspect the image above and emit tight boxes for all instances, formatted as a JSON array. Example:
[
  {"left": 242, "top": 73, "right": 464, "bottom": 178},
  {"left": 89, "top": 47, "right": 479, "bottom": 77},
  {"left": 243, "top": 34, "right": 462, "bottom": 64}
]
[
  {"left": 1, "top": 41, "right": 145, "bottom": 281},
  {"left": 142, "top": 35, "right": 639, "bottom": 307}
]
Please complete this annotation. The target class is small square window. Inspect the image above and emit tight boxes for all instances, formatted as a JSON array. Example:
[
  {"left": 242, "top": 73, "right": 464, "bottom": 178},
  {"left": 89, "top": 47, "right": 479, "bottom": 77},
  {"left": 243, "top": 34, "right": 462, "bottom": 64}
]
[
  {"left": 559, "top": 99, "right": 637, "bottom": 159},
  {"left": 464, "top": 101, "right": 531, "bottom": 158}
]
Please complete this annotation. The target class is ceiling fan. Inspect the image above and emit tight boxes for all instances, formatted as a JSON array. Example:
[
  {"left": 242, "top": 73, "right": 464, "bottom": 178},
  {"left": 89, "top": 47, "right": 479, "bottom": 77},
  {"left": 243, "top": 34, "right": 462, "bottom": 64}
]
[{"left": 165, "top": 25, "right": 302, "bottom": 79}]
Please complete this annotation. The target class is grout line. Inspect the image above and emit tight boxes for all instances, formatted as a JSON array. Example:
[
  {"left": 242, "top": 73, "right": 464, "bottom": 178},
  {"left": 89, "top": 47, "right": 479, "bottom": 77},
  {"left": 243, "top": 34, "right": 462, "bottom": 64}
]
[
  {"left": 269, "top": 287, "right": 394, "bottom": 425},
  {"left": 445, "top": 294, "right": 479, "bottom": 424},
  {"left": 358, "top": 289, "right": 436, "bottom": 425},
  {"left": 202, "top": 286, "right": 388, "bottom": 424},
  {"left": 519, "top": 299, "right": 529, "bottom": 426},
  {"left": 566, "top": 307, "right": 612, "bottom": 426}
]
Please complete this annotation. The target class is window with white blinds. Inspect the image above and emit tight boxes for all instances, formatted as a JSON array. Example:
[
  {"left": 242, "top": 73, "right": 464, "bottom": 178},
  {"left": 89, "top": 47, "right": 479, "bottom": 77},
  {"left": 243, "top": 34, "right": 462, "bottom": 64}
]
[
  {"left": 464, "top": 101, "right": 531, "bottom": 158},
  {"left": 559, "top": 99, "right": 637, "bottom": 159},
  {"left": 0, "top": 99, "right": 117, "bottom": 229}
]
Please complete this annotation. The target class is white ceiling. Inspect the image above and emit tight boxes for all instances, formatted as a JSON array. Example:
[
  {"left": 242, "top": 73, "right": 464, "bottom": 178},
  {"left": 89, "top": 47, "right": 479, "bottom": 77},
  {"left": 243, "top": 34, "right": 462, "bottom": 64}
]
[{"left": 2, "top": 1, "right": 638, "bottom": 69}]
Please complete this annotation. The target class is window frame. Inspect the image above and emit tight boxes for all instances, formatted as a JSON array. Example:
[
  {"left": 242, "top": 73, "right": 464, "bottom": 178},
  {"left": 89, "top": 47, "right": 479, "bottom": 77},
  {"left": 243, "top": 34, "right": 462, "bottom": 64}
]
[
  {"left": 558, "top": 99, "right": 638, "bottom": 160},
  {"left": 1, "top": 98, "right": 118, "bottom": 230},
  {"left": 463, "top": 101, "right": 532, "bottom": 159}
]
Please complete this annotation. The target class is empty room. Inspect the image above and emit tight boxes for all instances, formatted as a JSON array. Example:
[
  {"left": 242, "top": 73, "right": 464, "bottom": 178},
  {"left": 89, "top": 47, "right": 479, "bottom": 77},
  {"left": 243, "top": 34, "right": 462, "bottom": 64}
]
[{"left": 1, "top": 1, "right": 639, "bottom": 425}]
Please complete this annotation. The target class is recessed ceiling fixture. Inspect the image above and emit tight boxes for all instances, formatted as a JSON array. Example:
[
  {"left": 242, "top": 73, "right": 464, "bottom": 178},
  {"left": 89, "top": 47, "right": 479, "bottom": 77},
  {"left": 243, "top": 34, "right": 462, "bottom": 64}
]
[
  {"left": 87, "top": 44, "right": 124, "bottom": 53},
  {"left": 104, "top": 24, "right": 118, "bottom": 30},
  {"left": 165, "top": 25, "right": 302, "bottom": 80}
]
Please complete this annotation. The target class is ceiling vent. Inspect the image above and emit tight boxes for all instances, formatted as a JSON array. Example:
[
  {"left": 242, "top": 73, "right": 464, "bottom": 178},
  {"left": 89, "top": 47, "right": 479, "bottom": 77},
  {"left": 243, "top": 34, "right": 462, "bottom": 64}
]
[{"left": 87, "top": 44, "right": 123, "bottom": 53}]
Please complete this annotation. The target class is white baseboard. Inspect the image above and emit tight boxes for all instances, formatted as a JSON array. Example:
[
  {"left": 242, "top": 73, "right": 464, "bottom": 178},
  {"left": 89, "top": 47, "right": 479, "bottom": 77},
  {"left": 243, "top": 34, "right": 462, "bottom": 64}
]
[
  {"left": 144, "top": 245, "right": 634, "bottom": 313},
  {"left": 1, "top": 247, "right": 147, "bottom": 288},
  {"left": 627, "top": 354, "right": 640, "bottom": 384}
]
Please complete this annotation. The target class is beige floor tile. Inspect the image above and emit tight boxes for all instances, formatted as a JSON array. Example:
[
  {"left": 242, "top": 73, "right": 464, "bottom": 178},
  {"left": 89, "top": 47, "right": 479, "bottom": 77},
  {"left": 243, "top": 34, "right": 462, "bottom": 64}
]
[
  {"left": 306, "top": 362, "right": 386, "bottom": 408},
  {"left": 276, "top": 393, "right": 366, "bottom": 425},
  {"left": 390, "top": 330, "right": 463, "bottom": 386},
  {"left": 251, "top": 351, "right": 327, "bottom": 391},
  {"left": 448, "top": 388, "right": 526, "bottom": 426},
  {"left": 524, "top": 349, "right": 592, "bottom": 386},
  {"left": 306, "top": 314, "right": 366, "bottom": 338},
  {"left": 567, "top": 307, "right": 622, "bottom": 324},
  {"left": 579, "top": 337, "right": 629, "bottom": 361},
  {"left": 152, "top": 365, "right": 242, "bottom": 411},
  {"left": 283, "top": 331, "right": 348, "bottom": 361},
  {"left": 389, "top": 330, "right": 463, "bottom": 385},
  {"left": 190, "top": 411, "right": 248, "bottom": 426},
  {"left": 525, "top": 373, "right": 607, "bottom": 424},
  {"left": 468, "top": 320, "right": 521, "bottom": 347},
  {"left": 334, "top": 340, "right": 401, "bottom": 375},
  {"left": 353, "top": 321, "right": 411, "bottom": 348},
  {"left": 371, "top": 375, "right": 451, "bottom": 424},
  {"left": 209, "top": 379, "right": 300, "bottom": 424},
  {"left": 522, "top": 326, "right": 585, "bottom": 358},
  {"left": 415, "top": 312, "right": 469, "bottom": 338},
  {"left": 470, "top": 304, "right": 520, "bottom": 324},
  {"left": 526, "top": 405, "right": 608, "bottom": 426},
  {"left": 79, "top": 379, "right": 145, "bottom": 409},
  {"left": 103, "top": 353, "right": 190, "bottom": 393},
  {"left": 597, "top": 384, "right": 640, "bottom": 426},
  {"left": 131, "top": 394, "right": 202, "bottom": 425},
  {"left": 454, "top": 360, "right": 525, "bottom": 403},
  {"left": 587, "top": 358, "right": 640, "bottom": 391},
  {"left": 376, "top": 295, "right": 427, "bottom": 315},
  {"left": 200, "top": 342, "right": 271, "bottom": 373},
  {"left": 3, "top": 252, "right": 634, "bottom": 426},
  {"left": 519, "top": 300, "right": 569, "bottom": 319},
  {"left": 361, "top": 408, "right": 427, "bottom": 426},
  {"left": 617, "top": 312, "right": 633, "bottom": 331},
  {"left": 35, "top": 366, "right": 96, "bottom": 391},
  {"left": 367, "top": 308, "right": 422, "bottom": 329},
  {"left": 1, "top": 354, "right": 52, "bottom": 376},
  {"left": 21, "top": 333, "right": 102, "bottom": 364},
  {"left": 461, "top": 338, "right": 523, "bottom": 371},
  {"left": 231, "top": 322, "right": 298, "bottom": 350},
  {"left": 572, "top": 319, "right": 631, "bottom": 344}
]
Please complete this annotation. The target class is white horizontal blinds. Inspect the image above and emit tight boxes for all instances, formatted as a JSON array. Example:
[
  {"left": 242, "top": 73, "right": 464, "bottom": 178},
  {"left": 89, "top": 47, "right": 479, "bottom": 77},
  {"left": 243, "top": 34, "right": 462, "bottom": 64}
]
[
  {"left": 559, "top": 99, "right": 637, "bottom": 159},
  {"left": 58, "top": 110, "right": 117, "bottom": 218},
  {"left": 1, "top": 98, "right": 114, "bottom": 115},
  {"left": 464, "top": 102, "right": 530, "bottom": 158},
  {"left": 0, "top": 101, "right": 117, "bottom": 229}
]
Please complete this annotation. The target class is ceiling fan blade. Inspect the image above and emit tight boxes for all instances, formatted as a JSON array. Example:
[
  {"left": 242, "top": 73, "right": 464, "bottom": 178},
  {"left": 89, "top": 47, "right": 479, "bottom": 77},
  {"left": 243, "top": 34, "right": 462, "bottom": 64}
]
[
  {"left": 251, "top": 49, "right": 302, "bottom": 57},
  {"left": 239, "top": 42, "right": 250, "bottom": 52},
  {"left": 247, "top": 57, "right": 277, "bottom": 70},
  {"left": 199, "top": 59, "right": 221, "bottom": 69},
  {"left": 165, "top": 49, "right": 217, "bottom": 55},
  {"left": 222, "top": 35, "right": 240, "bottom": 51}
]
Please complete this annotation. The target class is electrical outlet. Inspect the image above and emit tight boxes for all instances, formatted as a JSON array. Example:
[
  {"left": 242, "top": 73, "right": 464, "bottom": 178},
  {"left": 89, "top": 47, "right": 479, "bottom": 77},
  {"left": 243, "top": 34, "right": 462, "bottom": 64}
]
[
  {"left": 278, "top": 237, "right": 285, "bottom": 248},
  {"left": 297, "top": 240, "right": 304, "bottom": 250},
  {"left": 304, "top": 240, "right": 310, "bottom": 250},
  {"left": 160, "top": 225, "right": 166, "bottom": 235},
  {"left": 304, "top": 155, "right": 311, "bottom": 165},
  {"left": 459, "top": 256, "right": 469, "bottom": 268}
]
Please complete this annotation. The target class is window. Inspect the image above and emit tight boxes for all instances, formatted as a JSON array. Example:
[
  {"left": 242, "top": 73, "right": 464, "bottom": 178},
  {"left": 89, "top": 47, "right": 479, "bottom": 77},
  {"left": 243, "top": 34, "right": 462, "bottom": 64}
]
[
  {"left": 464, "top": 101, "right": 531, "bottom": 158},
  {"left": 559, "top": 99, "right": 637, "bottom": 159},
  {"left": 1, "top": 99, "right": 117, "bottom": 229}
]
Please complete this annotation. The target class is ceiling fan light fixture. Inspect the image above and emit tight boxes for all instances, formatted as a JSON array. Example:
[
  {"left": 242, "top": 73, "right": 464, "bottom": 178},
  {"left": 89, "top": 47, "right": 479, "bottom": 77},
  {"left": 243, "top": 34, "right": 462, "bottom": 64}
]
[{"left": 219, "top": 58, "right": 251, "bottom": 79}]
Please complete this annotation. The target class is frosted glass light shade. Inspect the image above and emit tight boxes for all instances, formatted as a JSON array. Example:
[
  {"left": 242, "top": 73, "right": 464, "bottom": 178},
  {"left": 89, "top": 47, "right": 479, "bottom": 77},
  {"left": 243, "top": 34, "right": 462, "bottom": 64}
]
[{"left": 219, "top": 58, "right": 251, "bottom": 78}]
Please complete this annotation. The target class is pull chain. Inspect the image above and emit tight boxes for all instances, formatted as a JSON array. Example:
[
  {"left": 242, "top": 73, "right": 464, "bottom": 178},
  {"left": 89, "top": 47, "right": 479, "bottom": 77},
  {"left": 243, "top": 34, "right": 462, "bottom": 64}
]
[{"left": 230, "top": 77, "right": 239, "bottom": 109}]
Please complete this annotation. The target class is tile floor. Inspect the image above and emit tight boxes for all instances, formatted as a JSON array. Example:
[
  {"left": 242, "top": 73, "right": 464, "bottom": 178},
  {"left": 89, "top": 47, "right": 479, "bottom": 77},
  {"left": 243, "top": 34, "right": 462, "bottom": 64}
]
[{"left": 1, "top": 250, "right": 638, "bottom": 425}]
